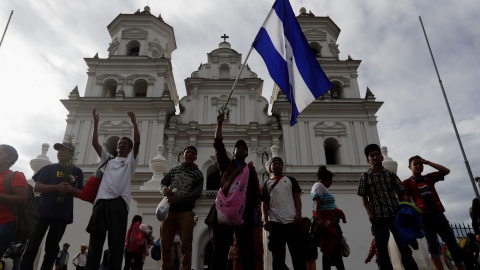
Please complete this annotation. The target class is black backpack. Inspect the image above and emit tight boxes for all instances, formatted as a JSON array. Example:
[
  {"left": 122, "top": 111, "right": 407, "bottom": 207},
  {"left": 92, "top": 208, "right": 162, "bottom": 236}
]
[{"left": 5, "top": 171, "right": 39, "bottom": 242}]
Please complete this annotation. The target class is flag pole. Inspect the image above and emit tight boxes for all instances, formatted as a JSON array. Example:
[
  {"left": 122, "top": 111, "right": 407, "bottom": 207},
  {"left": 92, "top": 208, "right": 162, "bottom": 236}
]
[
  {"left": 221, "top": 46, "right": 255, "bottom": 113},
  {"left": 419, "top": 16, "right": 479, "bottom": 197},
  {"left": 0, "top": 10, "right": 14, "bottom": 49}
]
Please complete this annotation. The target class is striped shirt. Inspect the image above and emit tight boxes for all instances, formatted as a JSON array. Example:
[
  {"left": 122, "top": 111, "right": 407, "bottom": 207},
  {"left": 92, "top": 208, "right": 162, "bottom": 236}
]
[
  {"left": 357, "top": 168, "right": 405, "bottom": 218},
  {"left": 160, "top": 163, "right": 204, "bottom": 212},
  {"left": 311, "top": 182, "right": 337, "bottom": 210}
]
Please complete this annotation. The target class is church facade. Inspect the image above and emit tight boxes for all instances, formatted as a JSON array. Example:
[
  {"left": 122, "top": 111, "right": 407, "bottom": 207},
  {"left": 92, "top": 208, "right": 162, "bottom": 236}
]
[{"left": 27, "top": 5, "right": 434, "bottom": 270}]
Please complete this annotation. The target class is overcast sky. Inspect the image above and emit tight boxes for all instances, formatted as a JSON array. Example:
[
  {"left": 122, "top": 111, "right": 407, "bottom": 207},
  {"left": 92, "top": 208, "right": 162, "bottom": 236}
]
[{"left": 1, "top": 0, "right": 479, "bottom": 223}]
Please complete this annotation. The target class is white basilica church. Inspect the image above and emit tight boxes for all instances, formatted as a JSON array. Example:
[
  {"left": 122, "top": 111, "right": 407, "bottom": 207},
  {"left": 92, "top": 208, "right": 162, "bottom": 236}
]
[{"left": 26, "top": 5, "right": 436, "bottom": 270}]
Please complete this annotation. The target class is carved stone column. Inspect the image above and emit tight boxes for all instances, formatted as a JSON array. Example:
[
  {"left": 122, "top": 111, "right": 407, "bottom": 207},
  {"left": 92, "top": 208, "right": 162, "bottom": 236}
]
[
  {"left": 30, "top": 143, "right": 52, "bottom": 175},
  {"left": 381, "top": 146, "right": 398, "bottom": 173},
  {"left": 141, "top": 144, "right": 170, "bottom": 190}
]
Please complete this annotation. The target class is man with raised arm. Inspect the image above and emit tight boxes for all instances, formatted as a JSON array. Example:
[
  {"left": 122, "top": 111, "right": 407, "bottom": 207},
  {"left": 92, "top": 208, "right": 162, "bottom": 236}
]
[
  {"left": 85, "top": 108, "right": 140, "bottom": 270},
  {"left": 357, "top": 144, "right": 418, "bottom": 270},
  {"left": 404, "top": 156, "right": 464, "bottom": 270},
  {"left": 211, "top": 112, "right": 261, "bottom": 270}
]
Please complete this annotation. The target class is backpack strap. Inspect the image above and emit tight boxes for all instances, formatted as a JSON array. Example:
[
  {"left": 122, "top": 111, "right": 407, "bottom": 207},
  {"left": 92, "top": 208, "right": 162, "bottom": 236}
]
[
  {"left": 222, "top": 164, "right": 247, "bottom": 190},
  {"left": 4, "top": 171, "right": 17, "bottom": 195},
  {"left": 96, "top": 156, "right": 115, "bottom": 173},
  {"left": 268, "top": 177, "right": 282, "bottom": 195}
]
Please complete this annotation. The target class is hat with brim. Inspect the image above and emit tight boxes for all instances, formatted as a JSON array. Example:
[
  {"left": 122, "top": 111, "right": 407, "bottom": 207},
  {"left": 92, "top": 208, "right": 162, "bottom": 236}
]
[{"left": 54, "top": 142, "right": 74, "bottom": 151}]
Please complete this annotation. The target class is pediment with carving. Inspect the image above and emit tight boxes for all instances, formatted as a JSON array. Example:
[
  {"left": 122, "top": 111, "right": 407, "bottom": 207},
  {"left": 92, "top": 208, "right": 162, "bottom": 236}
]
[
  {"left": 122, "top": 27, "right": 148, "bottom": 40},
  {"left": 95, "top": 74, "right": 126, "bottom": 85},
  {"left": 99, "top": 121, "right": 133, "bottom": 129},
  {"left": 314, "top": 122, "right": 347, "bottom": 136},
  {"left": 328, "top": 76, "right": 351, "bottom": 87},
  {"left": 303, "top": 29, "right": 327, "bottom": 40},
  {"left": 126, "top": 74, "right": 156, "bottom": 85}
]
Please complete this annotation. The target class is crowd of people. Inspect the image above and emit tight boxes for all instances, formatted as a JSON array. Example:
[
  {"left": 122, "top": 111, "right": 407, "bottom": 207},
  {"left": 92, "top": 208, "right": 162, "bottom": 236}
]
[{"left": 1, "top": 110, "right": 480, "bottom": 270}]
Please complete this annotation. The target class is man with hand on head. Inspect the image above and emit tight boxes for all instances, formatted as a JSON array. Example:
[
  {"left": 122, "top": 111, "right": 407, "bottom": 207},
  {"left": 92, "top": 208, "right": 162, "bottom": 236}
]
[
  {"left": 404, "top": 155, "right": 464, "bottom": 270},
  {"left": 357, "top": 144, "right": 418, "bottom": 270},
  {"left": 160, "top": 146, "right": 203, "bottom": 270},
  {"left": 85, "top": 108, "right": 140, "bottom": 270},
  {"left": 20, "top": 142, "right": 83, "bottom": 270}
]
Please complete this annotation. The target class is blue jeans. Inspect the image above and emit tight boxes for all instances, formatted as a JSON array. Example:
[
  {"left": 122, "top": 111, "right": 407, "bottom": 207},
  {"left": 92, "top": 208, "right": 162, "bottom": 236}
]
[
  {"left": 423, "top": 211, "right": 463, "bottom": 265},
  {"left": 20, "top": 217, "right": 68, "bottom": 270},
  {"left": 372, "top": 217, "right": 419, "bottom": 270},
  {"left": 0, "top": 221, "right": 15, "bottom": 257}
]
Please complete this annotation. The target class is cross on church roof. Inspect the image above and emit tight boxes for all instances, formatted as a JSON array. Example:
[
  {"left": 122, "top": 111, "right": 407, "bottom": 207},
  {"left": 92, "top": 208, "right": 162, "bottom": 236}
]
[{"left": 221, "top": 34, "right": 229, "bottom": 42}]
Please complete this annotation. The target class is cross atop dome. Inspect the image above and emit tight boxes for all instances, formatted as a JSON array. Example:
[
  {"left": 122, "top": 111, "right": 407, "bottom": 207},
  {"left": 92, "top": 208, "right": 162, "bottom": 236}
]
[{"left": 221, "top": 34, "right": 229, "bottom": 42}]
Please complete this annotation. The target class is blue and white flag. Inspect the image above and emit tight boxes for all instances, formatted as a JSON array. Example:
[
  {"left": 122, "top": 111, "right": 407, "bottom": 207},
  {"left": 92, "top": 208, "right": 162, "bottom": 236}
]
[{"left": 253, "top": 0, "right": 333, "bottom": 126}]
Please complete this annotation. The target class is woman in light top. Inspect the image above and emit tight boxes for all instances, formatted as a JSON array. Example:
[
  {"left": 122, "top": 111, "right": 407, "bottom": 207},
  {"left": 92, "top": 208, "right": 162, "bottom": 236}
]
[{"left": 311, "top": 166, "right": 346, "bottom": 270}]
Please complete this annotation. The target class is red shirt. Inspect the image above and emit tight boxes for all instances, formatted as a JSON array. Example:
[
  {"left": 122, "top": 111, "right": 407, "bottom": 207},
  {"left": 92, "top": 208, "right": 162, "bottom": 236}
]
[{"left": 0, "top": 170, "right": 28, "bottom": 224}]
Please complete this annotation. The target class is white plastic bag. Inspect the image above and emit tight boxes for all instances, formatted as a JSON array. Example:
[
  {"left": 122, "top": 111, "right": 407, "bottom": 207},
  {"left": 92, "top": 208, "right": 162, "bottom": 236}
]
[{"left": 156, "top": 188, "right": 176, "bottom": 221}]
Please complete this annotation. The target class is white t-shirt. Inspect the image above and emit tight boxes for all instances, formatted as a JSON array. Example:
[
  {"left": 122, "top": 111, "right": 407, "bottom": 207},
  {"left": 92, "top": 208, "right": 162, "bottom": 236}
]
[
  {"left": 261, "top": 175, "right": 302, "bottom": 224},
  {"left": 95, "top": 148, "right": 139, "bottom": 209},
  {"left": 72, "top": 252, "right": 87, "bottom": 267}
]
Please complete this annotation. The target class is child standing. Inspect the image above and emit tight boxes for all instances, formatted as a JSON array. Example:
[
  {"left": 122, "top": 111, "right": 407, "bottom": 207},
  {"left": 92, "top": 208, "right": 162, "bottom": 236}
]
[{"left": 301, "top": 217, "right": 318, "bottom": 270}]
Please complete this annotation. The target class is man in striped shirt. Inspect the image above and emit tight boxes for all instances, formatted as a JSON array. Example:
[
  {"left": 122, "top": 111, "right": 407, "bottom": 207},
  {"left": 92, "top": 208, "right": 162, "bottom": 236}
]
[
  {"left": 160, "top": 146, "right": 204, "bottom": 270},
  {"left": 357, "top": 144, "right": 418, "bottom": 270}
]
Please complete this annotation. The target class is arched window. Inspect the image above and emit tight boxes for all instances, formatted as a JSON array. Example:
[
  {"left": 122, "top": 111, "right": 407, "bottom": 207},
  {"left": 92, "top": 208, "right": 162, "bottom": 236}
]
[
  {"left": 310, "top": 42, "right": 322, "bottom": 57},
  {"left": 127, "top": 40, "right": 140, "bottom": 56},
  {"left": 324, "top": 138, "right": 341, "bottom": 164},
  {"left": 330, "top": 82, "right": 343, "bottom": 99},
  {"left": 103, "top": 79, "right": 117, "bottom": 97},
  {"left": 207, "top": 171, "right": 221, "bottom": 191},
  {"left": 219, "top": 64, "right": 230, "bottom": 79},
  {"left": 206, "top": 164, "right": 220, "bottom": 190},
  {"left": 105, "top": 136, "right": 120, "bottom": 156},
  {"left": 133, "top": 79, "right": 148, "bottom": 97}
]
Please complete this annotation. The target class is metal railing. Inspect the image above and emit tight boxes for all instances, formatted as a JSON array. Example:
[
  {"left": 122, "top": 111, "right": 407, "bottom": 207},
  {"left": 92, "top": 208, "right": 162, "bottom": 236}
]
[{"left": 450, "top": 222, "right": 475, "bottom": 237}]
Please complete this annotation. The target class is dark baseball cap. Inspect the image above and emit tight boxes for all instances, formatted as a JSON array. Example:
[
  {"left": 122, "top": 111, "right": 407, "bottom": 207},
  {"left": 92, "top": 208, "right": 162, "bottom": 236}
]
[
  {"left": 54, "top": 142, "right": 74, "bottom": 151},
  {"left": 364, "top": 144, "right": 381, "bottom": 157},
  {"left": 63, "top": 243, "right": 70, "bottom": 246},
  {"left": 234, "top": 140, "right": 248, "bottom": 151}
]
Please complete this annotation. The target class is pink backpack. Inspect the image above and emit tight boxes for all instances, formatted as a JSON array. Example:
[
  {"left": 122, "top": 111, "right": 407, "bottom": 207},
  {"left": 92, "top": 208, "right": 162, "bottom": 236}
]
[{"left": 216, "top": 162, "right": 252, "bottom": 225}]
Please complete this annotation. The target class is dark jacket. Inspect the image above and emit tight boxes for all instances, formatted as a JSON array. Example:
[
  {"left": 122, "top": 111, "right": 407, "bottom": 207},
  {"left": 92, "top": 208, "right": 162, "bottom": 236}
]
[
  {"left": 394, "top": 202, "right": 424, "bottom": 249},
  {"left": 213, "top": 138, "right": 261, "bottom": 219}
]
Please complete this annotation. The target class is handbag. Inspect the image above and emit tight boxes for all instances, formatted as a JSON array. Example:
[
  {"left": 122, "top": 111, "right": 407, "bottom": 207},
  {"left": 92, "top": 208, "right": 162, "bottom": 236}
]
[
  {"left": 151, "top": 239, "right": 161, "bottom": 261},
  {"left": 204, "top": 203, "right": 217, "bottom": 228},
  {"left": 79, "top": 156, "right": 113, "bottom": 204},
  {"left": 156, "top": 188, "right": 176, "bottom": 221},
  {"left": 341, "top": 236, "right": 350, "bottom": 257},
  {"left": 156, "top": 197, "right": 169, "bottom": 221},
  {"left": 216, "top": 163, "right": 251, "bottom": 225}
]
